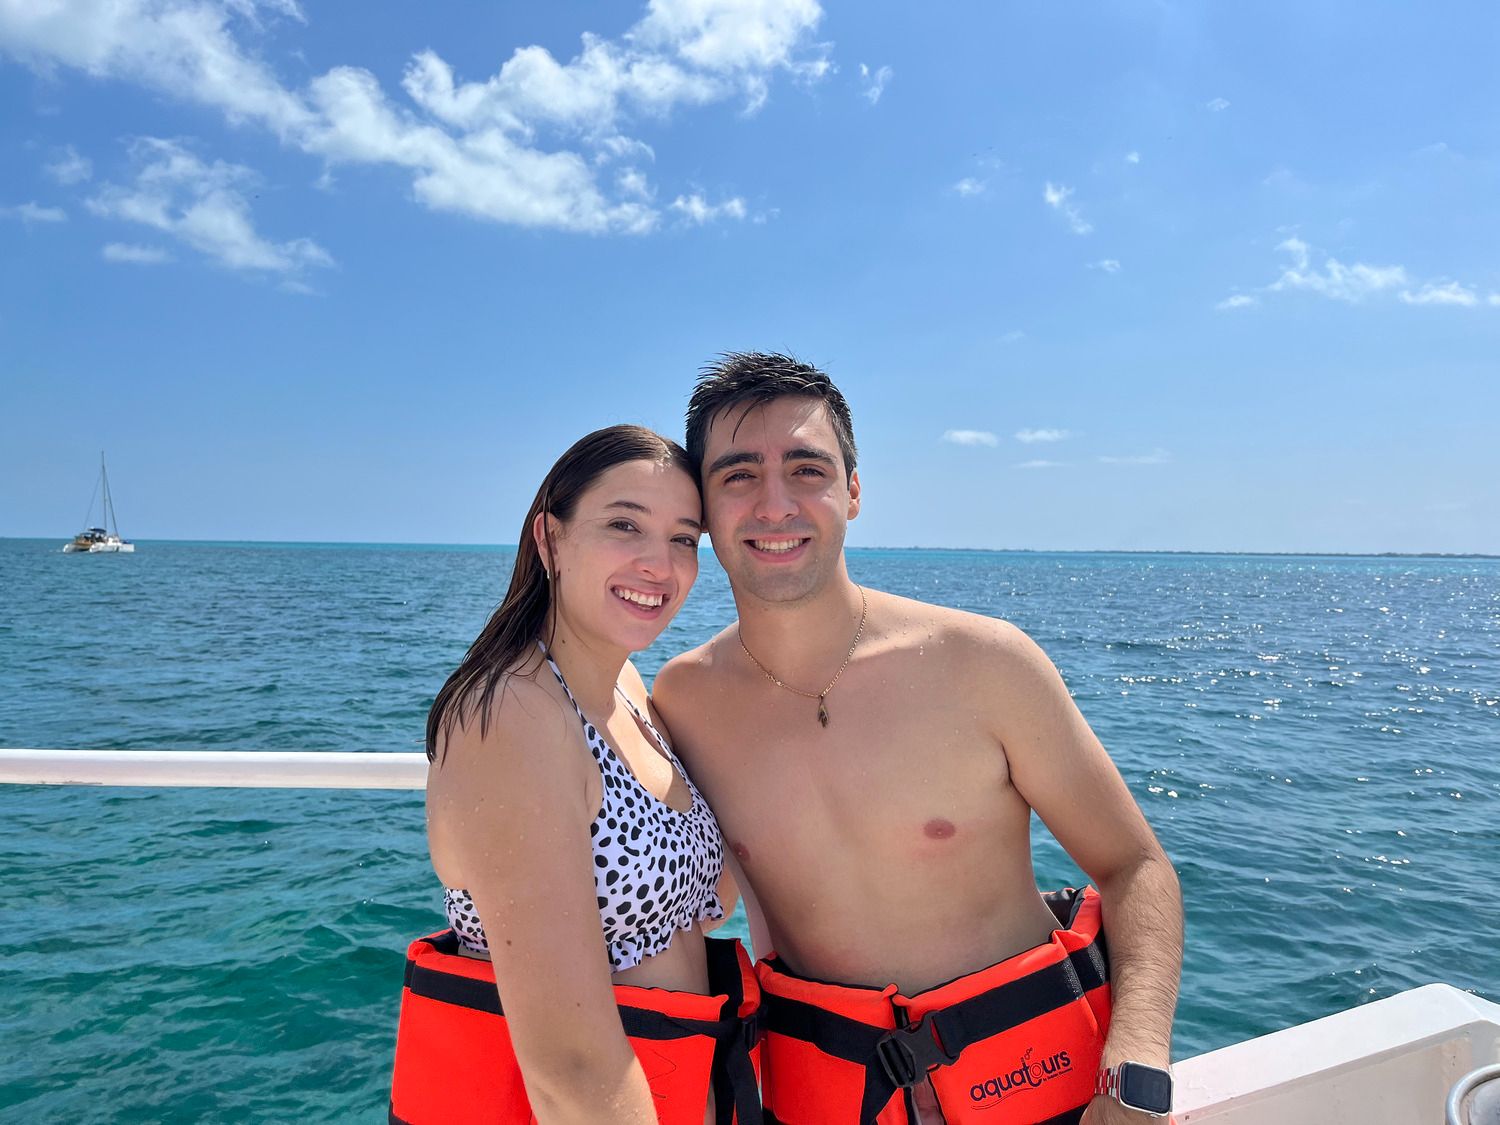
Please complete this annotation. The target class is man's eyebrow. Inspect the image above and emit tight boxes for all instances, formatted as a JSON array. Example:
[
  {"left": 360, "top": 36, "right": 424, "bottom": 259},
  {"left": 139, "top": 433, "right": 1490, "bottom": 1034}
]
[
  {"left": 604, "top": 499, "right": 702, "bottom": 532},
  {"left": 785, "top": 447, "right": 837, "bottom": 466},
  {"left": 706, "top": 450, "right": 763, "bottom": 476}
]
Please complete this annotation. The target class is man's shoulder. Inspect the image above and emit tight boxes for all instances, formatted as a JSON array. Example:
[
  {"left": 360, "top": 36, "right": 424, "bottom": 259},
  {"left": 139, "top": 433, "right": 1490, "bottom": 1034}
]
[
  {"left": 655, "top": 626, "right": 739, "bottom": 696},
  {"left": 873, "top": 589, "right": 1036, "bottom": 660}
]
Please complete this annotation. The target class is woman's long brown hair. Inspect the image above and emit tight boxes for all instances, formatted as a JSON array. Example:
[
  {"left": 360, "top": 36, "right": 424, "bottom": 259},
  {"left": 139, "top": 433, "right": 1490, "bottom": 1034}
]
[{"left": 425, "top": 425, "right": 694, "bottom": 763}]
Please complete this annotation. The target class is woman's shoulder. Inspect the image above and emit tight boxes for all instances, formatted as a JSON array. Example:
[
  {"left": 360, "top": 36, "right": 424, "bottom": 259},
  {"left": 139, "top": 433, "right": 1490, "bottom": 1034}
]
[
  {"left": 430, "top": 658, "right": 578, "bottom": 782},
  {"left": 618, "top": 657, "right": 650, "bottom": 700}
]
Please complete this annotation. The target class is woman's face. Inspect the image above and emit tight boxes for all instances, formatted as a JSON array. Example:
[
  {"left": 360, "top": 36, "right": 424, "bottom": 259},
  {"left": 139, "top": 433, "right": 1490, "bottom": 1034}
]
[{"left": 541, "top": 458, "right": 703, "bottom": 655}]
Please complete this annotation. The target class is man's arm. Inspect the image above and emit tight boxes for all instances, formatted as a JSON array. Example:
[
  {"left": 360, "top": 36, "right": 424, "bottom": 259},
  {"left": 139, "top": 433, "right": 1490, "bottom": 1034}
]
[{"left": 981, "top": 620, "right": 1184, "bottom": 1119}]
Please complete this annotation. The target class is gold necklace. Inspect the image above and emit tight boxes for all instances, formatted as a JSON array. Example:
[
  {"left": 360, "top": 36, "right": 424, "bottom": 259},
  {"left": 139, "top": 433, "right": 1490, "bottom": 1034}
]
[{"left": 737, "top": 586, "right": 868, "bottom": 728}]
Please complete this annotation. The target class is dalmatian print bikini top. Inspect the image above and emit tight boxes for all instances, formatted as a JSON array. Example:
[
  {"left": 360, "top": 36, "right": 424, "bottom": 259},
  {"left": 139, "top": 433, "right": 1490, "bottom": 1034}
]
[{"left": 444, "top": 647, "right": 726, "bottom": 973}]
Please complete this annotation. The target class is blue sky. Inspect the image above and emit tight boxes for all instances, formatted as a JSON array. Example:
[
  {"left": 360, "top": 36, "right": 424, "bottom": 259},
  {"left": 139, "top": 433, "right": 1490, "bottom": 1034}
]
[{"left": 3, "top": 1, "right": 1497, "bottom": 553}]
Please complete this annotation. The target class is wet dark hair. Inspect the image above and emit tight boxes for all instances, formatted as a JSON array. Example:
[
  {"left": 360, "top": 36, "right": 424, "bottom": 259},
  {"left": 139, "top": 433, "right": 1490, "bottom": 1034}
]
[
  {"left": 425, "top": 425, "right": 694, "bottom": 763},
  {"left": 685, "top": 352, "right": 857, "bottom": 482}
]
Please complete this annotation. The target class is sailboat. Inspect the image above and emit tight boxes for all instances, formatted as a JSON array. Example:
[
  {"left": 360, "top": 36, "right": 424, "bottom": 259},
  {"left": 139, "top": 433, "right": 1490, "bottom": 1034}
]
[{"left": 63, "top": 453, "right": 136, "bottom": 553}]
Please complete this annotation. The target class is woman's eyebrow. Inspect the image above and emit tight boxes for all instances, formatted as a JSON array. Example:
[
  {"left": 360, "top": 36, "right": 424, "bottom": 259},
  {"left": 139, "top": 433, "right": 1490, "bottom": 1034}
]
[{"left": 604, "top": 499, "right": 701, "bottom": 531}]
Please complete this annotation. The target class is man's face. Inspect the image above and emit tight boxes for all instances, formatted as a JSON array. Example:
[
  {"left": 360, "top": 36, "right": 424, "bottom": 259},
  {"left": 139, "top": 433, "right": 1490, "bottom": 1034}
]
[{"left": 700, "top": 396, "right": 860, "bottom": 606}]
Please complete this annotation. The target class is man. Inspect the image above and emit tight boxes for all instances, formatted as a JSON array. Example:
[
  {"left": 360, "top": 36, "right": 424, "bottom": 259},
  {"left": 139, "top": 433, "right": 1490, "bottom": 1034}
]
[{"left": 653, "top": 354, "right": 1183, "bottom": 1125}]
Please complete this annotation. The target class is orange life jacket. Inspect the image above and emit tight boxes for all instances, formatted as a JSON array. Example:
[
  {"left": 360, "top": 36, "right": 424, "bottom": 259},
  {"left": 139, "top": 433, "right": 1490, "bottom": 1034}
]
[
  {"left": 757, "top": 886, "right": 1111, "bottom": 1125},
  {"left": 390, "top": 931, "right": 762, "bottom": 1125}
]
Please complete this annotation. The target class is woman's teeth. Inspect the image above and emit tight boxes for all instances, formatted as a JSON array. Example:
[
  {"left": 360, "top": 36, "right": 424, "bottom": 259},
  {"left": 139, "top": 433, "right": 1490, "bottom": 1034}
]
[{"left": 613, "top": 587, "right": 664, "bottom": 607}]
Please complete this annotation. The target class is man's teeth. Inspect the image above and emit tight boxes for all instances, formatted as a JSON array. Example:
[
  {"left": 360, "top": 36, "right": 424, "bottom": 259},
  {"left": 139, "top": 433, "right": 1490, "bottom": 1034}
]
[
  {"left": 754, "top": 539, "right": 803, "bottom": 553},
  {"left": 614, "top": 587, "right": 664, "bottom": 608}
]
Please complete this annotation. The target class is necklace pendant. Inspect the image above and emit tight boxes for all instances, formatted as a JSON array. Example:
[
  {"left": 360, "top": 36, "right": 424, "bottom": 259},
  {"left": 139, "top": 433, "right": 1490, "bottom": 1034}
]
[{"left": 817, "top": 698, "right": 829, "bottom": 727}]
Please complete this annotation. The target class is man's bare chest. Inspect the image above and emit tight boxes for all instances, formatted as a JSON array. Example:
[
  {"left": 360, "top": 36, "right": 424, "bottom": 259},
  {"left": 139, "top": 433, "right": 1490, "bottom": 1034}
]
[{"left": 683, "top": 681, "right": 1010, "bottom": 850}]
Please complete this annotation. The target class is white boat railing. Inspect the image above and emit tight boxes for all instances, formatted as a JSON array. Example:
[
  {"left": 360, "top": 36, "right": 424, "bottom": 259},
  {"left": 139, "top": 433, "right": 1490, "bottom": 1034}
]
[{"left": 0, "top": 748, "right": 427, "bottom": 789}]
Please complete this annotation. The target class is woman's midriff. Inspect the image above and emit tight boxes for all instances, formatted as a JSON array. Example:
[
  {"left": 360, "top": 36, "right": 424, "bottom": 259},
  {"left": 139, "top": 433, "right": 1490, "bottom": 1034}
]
[{"left": 610, "top": 922, "right": 712, "bottom": 992}]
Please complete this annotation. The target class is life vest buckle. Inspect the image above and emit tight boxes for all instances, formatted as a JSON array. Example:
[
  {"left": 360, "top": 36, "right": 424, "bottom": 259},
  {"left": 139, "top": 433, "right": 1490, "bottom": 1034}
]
[
  {"left": 740, "top": 1009, "right": 763, "bottom": 1050},
  {"left": 875, "top": 1015, "right": 958, "bottom": 1089}
]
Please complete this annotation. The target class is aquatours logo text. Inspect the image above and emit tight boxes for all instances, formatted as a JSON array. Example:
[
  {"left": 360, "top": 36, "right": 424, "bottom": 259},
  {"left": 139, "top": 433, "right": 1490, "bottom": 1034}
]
[{"left": 969, "top": 1047, "right": 1072, "bottom": 1106}]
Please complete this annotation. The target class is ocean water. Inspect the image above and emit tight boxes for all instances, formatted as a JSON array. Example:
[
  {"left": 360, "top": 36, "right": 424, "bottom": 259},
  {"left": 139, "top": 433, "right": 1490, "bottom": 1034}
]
[{"left": 1, "top": 538, "right": 1497, "bottom": 1121}]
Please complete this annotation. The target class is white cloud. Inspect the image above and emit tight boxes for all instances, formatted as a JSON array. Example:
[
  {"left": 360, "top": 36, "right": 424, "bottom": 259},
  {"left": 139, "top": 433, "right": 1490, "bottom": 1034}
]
[
  {"left": 0, "top": 0, "right": 827, "bottom": 235},
  {"left": 1489, "top": 293, "right": 1500, "bottom": 307},
  {"left": 1043, "top": 181, "right": 1091, "bottom": 234},
  {"left": 1098, "top": 449, "right": 1171, "bottom": 465},
  {"left": 1089, "top": 258, "right": 1121, "bottom": 273},
  {"left": 617, "top": 167, "right": 653, "bottom": 200},
  {"left": 633, "top": 0, "right": 826, "bottom": 75},
  {"left": 1, "top": 201, "right": 67, "bottom": 222},
  {"left": 0, "top": 0, "right": 315, "bottom": 134},
  {"left": 942, "top": 429, "right": 998, "bottom": 447},
  {"left": 102, "top": 241, "right": 172, "bottom": 264},
  {"left": 952, "top": 177, "right": 985, "bottom": 197},
  {"left": 1015, "top": 428, "right": 1070, "bottom": 444},
  {"left": 87, "top": 138, "right": 333, "bottom": 275},
  {"left": 999, "top": 329, "right": 1024, "bottom": 344},
  {"left": 1268, "top": 237, "right": 1406, "bottom": 303},
  {"left": 1242, "top": 236, "right": 1494, "bottom": 311},
  {"left": 858, "top": 62, "right": 891, "bottom": 105},
  {"left": 1206, "top": 97, "right": 1230, "bottom": 112},
  {"left": 1016, "top": 459, "right": 1067, "bottom": 470},
  {"left": 669, "top": 192, "right": 747, "bottom": 224},
  {"left": 1125, "top": 151, "right": 1140, "bottom": 164},
  {"left": 1399, "top": 281, "right": 1478, "bottom": 307},
  {"left": 45, "top": 144, "right": 93, "bottom": 184}
]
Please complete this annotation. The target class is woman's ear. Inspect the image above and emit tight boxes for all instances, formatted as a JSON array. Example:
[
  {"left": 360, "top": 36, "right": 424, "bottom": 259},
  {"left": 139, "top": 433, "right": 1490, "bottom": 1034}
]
[{"left": 531, "top": 511, "right": 553, "bottom": 577}]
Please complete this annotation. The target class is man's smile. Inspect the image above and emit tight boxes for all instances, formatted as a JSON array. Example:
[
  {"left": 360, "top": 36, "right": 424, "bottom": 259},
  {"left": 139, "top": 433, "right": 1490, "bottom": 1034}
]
[{"left": 745, "top": 536, "right": 811, "bottom": 560}]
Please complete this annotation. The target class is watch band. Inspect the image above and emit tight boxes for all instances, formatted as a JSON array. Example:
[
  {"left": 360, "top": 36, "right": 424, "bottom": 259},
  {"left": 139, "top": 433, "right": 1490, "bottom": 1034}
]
[
  {"left": 1096, "top": 1061, "right": 1173, "bottom": 1117},
  {"left": 1095, "top": 1066, "right": 1121, "bottom": 1100}
]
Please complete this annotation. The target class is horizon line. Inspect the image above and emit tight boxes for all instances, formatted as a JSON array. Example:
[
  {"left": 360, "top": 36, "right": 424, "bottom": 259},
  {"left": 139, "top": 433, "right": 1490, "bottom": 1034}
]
[{"left": 3, "top": 536, "right": 1496, "bottom": 561}]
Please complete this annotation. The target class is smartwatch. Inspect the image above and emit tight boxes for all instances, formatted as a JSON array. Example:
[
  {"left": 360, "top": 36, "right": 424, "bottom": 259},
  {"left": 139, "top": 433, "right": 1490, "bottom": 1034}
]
[{"left": 1096, "top": 1061, "right": 1173, "bottom": 1117}]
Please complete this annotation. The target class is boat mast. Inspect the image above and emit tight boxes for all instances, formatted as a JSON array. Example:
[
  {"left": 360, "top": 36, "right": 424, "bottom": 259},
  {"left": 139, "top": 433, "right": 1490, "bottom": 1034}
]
[{"left": 101, "top": 452, "right": 118, "bottom": 537}]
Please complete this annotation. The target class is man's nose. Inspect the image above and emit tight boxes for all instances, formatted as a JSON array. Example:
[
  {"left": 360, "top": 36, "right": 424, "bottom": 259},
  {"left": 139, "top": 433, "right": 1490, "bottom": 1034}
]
[{"left": 754, "top": 475, "right": 798, "bottom": 524}]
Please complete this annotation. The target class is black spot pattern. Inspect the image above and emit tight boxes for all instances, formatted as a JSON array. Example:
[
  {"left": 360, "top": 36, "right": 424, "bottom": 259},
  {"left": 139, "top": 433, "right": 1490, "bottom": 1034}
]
[{"left": 444, "top": 652, "right": 725, "bottom": 971}]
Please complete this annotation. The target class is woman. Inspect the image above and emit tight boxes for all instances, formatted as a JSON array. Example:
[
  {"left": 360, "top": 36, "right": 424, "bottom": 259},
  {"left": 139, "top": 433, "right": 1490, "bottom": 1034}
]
[{"left": 391, "top": 426, "right": 760, "bottom": 1125}]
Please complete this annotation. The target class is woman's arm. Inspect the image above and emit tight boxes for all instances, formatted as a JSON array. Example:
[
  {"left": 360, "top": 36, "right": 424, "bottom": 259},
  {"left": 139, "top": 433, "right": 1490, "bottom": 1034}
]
[{"left": 427, "top": 676, "right": 659, "bottom": 1125}]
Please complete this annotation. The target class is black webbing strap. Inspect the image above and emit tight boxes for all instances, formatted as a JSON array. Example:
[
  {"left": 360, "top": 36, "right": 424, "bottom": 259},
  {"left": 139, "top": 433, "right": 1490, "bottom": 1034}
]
[{"left": 704, "top": 936, "right": 764, "bottom": 1125}]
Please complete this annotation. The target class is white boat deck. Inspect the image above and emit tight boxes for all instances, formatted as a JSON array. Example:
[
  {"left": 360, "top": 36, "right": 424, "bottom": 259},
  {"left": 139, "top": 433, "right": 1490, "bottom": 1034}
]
[{"left": 1175, "top": 983, "right": 1499, "bottom": 1122}]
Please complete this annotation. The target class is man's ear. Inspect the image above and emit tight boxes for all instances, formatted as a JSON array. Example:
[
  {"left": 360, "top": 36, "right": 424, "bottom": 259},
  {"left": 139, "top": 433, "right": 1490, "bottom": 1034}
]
[{"left": 846, "top": 469, "right": 861, "bottom": 521}]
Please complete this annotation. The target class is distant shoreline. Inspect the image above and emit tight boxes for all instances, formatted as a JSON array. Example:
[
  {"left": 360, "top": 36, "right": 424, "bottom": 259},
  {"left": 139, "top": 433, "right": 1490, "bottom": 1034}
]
[{"left": 3, "top": 536, "right": 1496, "bottom": 561}]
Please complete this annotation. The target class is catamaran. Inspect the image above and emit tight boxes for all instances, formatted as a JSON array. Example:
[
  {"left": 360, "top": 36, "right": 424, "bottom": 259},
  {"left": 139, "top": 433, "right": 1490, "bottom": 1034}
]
[{"left": 63, "top": 452, "right": 135, "bottom": 553}]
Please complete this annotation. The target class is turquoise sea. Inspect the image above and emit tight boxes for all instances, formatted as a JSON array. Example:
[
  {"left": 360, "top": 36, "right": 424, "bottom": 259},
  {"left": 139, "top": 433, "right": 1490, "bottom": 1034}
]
[{"left": 1, "top": 538, "right": 1497, "bottom": 1121}]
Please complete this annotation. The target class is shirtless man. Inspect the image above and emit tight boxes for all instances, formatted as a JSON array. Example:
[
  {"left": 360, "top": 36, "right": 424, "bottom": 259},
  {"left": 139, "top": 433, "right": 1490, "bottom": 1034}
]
[{"left": 653, "top": 354, "right": 1183, "bottom": 1125}]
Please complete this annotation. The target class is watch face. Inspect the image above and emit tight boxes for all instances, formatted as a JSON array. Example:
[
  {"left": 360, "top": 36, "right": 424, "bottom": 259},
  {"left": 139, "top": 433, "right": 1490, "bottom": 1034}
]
[{"left": 1118, "top": 1063, "right": 1173, "bottom": 1114}]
